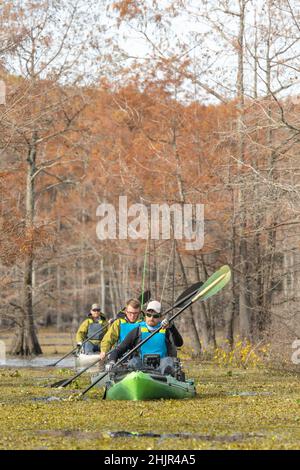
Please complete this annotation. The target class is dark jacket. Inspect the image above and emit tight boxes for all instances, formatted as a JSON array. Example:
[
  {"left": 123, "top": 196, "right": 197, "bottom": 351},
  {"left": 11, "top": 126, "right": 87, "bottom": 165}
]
[{"left": 109, "top": 323, "right": 183, "bottom": 362}]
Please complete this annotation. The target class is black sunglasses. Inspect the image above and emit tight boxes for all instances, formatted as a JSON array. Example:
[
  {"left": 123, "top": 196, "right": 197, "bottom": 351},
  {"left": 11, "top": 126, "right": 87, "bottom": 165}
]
[
  {"left": 92, "top": 308, "right": 101, "bottom": 312},
  {"left": 146, "top": 312, "right": 160, "bottom": 319}
]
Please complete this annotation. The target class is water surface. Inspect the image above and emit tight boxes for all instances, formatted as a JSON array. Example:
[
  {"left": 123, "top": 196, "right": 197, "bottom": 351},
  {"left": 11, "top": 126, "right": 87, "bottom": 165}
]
[{"left": 0, "top": 356, "right": 75, "bottom": 368}]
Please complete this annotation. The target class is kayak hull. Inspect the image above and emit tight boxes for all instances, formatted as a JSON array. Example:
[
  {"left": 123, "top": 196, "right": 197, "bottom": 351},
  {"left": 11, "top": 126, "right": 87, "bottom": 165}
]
[
  {"left": 75, "top": 353, "right": 99, "bottom": 370},
  {"left": 105, "top": 370, "right": 196, "bottom": 401}
]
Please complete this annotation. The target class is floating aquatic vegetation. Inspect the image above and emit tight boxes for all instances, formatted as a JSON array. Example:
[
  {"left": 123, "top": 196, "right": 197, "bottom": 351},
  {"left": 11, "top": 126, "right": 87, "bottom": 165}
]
[{"left": 0, "top": 362, "right": 299, "bottom": 450}]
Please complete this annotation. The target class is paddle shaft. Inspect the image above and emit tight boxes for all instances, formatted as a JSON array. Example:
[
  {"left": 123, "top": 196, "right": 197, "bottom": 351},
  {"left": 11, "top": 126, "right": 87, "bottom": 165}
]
[
  {"left": 58, "top": 356, "right": 103, "bottom": 387},
  {"left": 49, "top": 323, "right": 109, "bottom": 367},
  {"left": 51, "top": 347, "right": 118, "bottom": 388}
]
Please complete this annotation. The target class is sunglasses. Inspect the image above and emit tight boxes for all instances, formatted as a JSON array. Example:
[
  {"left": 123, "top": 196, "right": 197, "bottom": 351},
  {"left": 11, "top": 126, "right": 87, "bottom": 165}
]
[
  {"left": 146, "top": 312, "right": 160, "bottom": 319},
  {"left": 92, "top": 308, "right": 101, "bottom": 312}
]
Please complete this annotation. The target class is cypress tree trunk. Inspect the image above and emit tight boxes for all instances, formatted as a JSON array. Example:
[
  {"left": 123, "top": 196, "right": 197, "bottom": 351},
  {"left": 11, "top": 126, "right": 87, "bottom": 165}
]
[
  {"left": 10, "top": 132, "right": 42, "bottom": 355},
  {"left": 177, "top": 249, "right": 202, "bottom": 355},
  {"left": 236, "top": 0, "right": 251, "bottom": 340}
]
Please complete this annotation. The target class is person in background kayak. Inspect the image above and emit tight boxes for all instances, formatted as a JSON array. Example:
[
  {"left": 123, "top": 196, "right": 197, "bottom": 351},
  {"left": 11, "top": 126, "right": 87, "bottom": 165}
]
[
  {"left": 99, "top": 298, "right": 143, "bottom": 361},
  {"left": 76, "top": 303, "right": 108, "bottom": 354},
  {"left": 106, "top": 300, "right": 183, "bottom": 376}
]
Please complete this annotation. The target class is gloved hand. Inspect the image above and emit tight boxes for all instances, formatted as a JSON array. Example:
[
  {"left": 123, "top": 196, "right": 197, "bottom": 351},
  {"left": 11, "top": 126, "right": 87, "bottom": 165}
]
[
  {"left": 105, "top": 361, "right": 115, "bottom": 372},
  {"left": 160, "top": 318, "right": 170, "bottom": 329},
  {"left": 76, "top": 342, "right": 82, "bottom": 353},
  {"left": 108, "top": 318, "right": 114, "bottom": 325}
]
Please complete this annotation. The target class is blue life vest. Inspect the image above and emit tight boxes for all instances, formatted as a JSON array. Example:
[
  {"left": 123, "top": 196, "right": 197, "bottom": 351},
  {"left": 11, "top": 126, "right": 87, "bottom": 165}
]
[
  {"left": 119, "top": 318, "right": 142, "bottom": 343},
  {"left": 139, "top": 321, "right": 167, "bottom": 359},
  {"left": 87, "top": 318, "right": 106, "bottom": 343}
]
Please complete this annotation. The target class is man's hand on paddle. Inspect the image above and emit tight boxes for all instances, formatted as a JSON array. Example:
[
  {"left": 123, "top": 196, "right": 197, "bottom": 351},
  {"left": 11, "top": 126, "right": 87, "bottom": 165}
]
[
  {"left": 161, "top": 318, "right": 170, "bottom": 329},
  {"left": 105, "top": 361, "right": 115, "bottom": 372}
]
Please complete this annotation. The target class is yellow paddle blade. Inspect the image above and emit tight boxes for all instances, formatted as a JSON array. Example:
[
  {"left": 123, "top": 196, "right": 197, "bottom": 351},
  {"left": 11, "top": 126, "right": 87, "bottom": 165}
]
[{"left": 191, "top": 265, "right": 231, "bottom": 303}]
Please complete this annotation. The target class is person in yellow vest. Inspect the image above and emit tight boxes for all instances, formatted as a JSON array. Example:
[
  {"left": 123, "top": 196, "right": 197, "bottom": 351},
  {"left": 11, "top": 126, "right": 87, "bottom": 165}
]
[
  {"left": 99, "top": 298, "right": 143, "bottom": 361},
  {"left": 105, "top": 300, "right": 183, "bottom": 376},
  {"left": 76, "top": 303, "right": 108, "bottom": 354}
]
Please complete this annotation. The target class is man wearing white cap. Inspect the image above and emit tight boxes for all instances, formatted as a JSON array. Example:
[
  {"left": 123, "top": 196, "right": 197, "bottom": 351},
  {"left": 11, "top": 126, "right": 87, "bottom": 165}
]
[{"left": 106, "top": 300, "right": 183, "bottom": 376}]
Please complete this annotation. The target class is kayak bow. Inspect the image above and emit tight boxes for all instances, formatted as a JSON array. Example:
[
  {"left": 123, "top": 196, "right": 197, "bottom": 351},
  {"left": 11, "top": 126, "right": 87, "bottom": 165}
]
[{"left": 101, "top": 370, "right": 196, "bottom": 401}]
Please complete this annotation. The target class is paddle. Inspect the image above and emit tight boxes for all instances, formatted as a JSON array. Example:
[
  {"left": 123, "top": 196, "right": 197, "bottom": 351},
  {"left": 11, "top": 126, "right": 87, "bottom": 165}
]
[
  {"left": 47, "top": 290, "right": 151, "bottom": 368},
  {"left": 79, "top": 265, "right": 231, "bottom": 397},
  {"left": 173, "top": 281, "right": 203, "bottom": 308},
  {"left": 50, "top": 283, "right": 202, "bottom": 388},
  {"left": 50, "top": 356, "right": 106, "bottom": 388},
  {"left": 46, "top": 323, "right": 109, "bottom": 368}
]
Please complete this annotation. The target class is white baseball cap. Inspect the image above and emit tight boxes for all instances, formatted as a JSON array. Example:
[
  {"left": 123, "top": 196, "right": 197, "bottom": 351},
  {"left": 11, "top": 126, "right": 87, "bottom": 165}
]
[{"left": 146, "top": 300, "right": 162, "bottom": 314}]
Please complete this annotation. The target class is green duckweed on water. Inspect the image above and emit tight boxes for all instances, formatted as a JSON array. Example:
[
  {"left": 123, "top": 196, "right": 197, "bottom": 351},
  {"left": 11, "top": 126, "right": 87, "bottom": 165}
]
[{"left": 0, "top": 361, "right": 299, "bottom": 450}]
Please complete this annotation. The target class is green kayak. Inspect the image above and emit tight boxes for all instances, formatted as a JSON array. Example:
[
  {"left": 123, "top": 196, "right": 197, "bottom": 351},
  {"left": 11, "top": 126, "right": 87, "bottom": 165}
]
[{"left": 104, "top": 370, "right": 196, "bottom": 401}]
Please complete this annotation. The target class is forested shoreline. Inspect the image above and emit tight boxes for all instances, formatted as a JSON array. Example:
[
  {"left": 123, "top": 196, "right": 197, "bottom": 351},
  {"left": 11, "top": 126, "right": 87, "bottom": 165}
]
[{"left": 0, "top": 1, "right": 299, "bottom": 364}]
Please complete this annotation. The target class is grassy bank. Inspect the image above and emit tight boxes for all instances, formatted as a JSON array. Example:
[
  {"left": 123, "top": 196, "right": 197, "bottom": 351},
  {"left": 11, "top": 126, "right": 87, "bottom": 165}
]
[
  {"left": 0, "top": 361, "right": 299, "bottom": 450},
  {"left": 0, "top": 328, "right": 75, "bottom": 356}
]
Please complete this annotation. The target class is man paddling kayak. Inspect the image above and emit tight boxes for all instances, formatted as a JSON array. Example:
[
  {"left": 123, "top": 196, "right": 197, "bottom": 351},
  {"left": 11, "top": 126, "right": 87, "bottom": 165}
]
[
  {"left": 106, "top": 300, "right": 183, "bottom": 376},
  {"left": 99, "top": 298, "right": 143, "bottom": 361},
  {"left": 76, "top": 303, "right": 108, "bottom": 354}
]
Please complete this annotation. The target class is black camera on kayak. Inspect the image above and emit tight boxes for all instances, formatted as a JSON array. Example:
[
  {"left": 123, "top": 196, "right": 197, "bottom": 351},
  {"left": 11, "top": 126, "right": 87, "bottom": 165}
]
[{"left": 143, "top": 354, "right": 161, "bottom": 369}]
